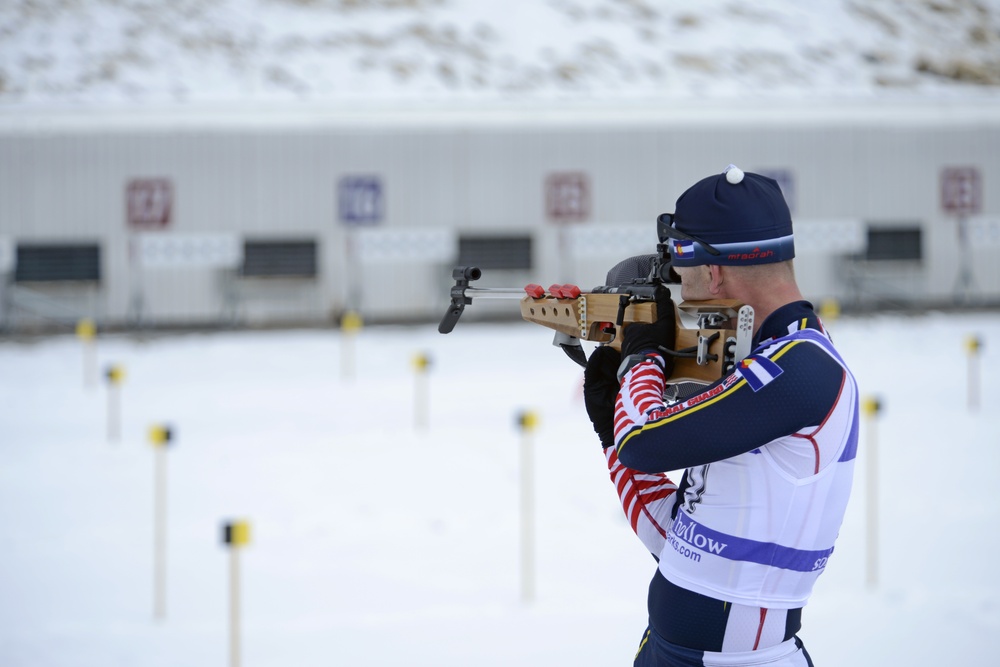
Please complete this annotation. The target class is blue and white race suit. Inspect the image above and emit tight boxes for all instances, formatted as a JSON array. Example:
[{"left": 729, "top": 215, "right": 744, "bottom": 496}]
[{"left": 605, "top": 301, "right": 858, "bottom": 665}]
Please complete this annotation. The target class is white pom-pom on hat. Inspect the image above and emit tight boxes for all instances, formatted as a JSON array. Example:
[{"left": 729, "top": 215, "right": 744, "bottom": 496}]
[{"left": 724, "top": 164, "right": 744, "bottom": 184}]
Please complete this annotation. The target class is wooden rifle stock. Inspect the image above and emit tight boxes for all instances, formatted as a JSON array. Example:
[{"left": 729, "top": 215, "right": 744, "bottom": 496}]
[{"left": 520, "top": 293, "right": 753, "bottom": 383}]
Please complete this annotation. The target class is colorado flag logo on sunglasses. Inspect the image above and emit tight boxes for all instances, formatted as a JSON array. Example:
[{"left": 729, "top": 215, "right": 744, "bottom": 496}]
[{"left": 673, "top": 240, "right": 695, "bottom": 258}]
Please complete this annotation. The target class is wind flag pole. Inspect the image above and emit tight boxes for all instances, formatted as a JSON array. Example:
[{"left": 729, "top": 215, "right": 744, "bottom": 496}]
[
  {"left": 149, "top": 424, "right": 174, "bottom": 619},
  {"left": 412, "top": 352, "right": 432, "bottom": 431},
  {"left": 340, "top": 311, "right": 363, "bottom": 381},
  {"left": 105, "top": 364, "right": 125, "bottom": 443},
  {"left": 966, "top": 334, "right": 982, "bottom": 411},
  {"left": 222, "top": 520, "right": 251, "bottom": 667},
  {"left": 76, "top": 318, "right": 97, "bottom": 388},
  {"left": 516, "top": 409, "right": 539, "bottom": 603},
  {"left": 862, "top": 395, "right": 883, "bottom": 589}
]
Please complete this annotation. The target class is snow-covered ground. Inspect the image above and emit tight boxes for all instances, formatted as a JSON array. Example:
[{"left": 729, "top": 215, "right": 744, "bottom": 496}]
[
  {"left": 2, "top": 311, "right": 999, "bottom": 666},
  {"left": 2, "top": 0, "right": 1000, "bottom": 112},
  {"left": 3, "top": 6, "right": 1000, "bottom": 663}
]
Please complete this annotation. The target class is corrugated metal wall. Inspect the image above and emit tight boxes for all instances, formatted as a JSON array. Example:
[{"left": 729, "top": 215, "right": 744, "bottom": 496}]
[{"left": 1, "top": 109, "right": 998, "bottom": 330}]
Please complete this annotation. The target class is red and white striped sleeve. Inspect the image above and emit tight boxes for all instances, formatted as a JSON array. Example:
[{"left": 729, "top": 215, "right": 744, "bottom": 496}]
[
  {"left": 604, "top": 445, "right": 676, "bottom": 556},
  {"left": 614, "top": 354, "right": 668, "bottom": 448}
]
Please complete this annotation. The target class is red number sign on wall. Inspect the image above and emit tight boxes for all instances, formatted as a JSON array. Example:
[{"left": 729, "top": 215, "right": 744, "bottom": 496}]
[
  {"left": 545, "top": 172, "right": 590, "bottom": 223},
  {"left": 941, "top": 167, "right": 981, "bottom": 216},
  {"left": 127, "top": 178, "right": 174, "bottom": 229}
]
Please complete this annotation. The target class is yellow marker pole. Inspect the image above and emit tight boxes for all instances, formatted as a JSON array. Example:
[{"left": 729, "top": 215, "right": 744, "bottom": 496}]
[
  {"left": 340, "top": 311, "right": 363, "bottom": 381},
  {"left": 76, "top": 318, "right": 97, "bottom": 388},
  {"left": 862, "top": 396, "right": 882, "bottom": 590},
  {"left": 149, "top": 424, "right": 173, "bottom": 619},
  {"left": 412, "top": 352, "right": 432, "bottom": 431},
  {"left": 222, "top": 520, "right": 251, "bottom": 667},
  {"left": 818, "top": 298, "right": 841, "bottom": 324},
  {"left": 105, "top": 364, "right": 126, "bottom": 442},
  {"left": 965, "top": 335, "right": 982, "bottom": 411},
  {"left": 516, "top": 409, "right": 539, "bottom": 604}
]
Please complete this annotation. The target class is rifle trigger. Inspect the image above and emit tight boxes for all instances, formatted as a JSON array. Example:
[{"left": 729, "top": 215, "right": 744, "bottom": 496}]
[{"left": 616, "top": 295, "right": 629, "bottom": 327}]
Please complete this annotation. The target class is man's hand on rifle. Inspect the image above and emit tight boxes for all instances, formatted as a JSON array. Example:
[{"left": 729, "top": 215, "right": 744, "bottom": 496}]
[
  {"left": 619, "top": 288, "right": 677, "bottom": 380},
  {"left": 583, "top": 345, "right": 621, "bottom": 449},
  {"left": 584, "top": 288, "right": 677, "bottom": 449}
]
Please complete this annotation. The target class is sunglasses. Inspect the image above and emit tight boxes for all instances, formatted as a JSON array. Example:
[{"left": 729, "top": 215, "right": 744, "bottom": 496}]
[{"left": 656, "top": 213, "right": 722, "bottom": 257}]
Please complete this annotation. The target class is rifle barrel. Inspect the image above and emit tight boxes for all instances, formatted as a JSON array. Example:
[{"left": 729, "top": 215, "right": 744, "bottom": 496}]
[{"left": 464, "top": 287, "right": 530, "bottom": 299}]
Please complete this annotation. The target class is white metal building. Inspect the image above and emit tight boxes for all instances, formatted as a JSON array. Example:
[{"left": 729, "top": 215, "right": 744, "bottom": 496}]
[{"left": 1, "top": 101, "right": 998, "bottom": 331}]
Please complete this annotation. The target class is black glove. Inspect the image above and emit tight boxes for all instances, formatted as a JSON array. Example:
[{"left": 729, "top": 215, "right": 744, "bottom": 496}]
[
  {"left": 620, "top": 288, "right": 676, "bottom": 377},
  {"left": 583, "top": 345, "right": 622, "bottom": 449}
]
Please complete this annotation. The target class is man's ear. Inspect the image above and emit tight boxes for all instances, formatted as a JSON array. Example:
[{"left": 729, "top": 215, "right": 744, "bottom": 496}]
[{"left": 708, "top": 265, "right": 725, "bottom": 295}]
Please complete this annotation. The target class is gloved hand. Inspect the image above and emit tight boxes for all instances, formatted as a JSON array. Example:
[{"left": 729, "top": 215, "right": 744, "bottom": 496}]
[
  {"left": 583, "top": 345, "right": 622, "bottom": 449},
  {"left": 620, "top": 288, "right": 677, "bottom": 377}
]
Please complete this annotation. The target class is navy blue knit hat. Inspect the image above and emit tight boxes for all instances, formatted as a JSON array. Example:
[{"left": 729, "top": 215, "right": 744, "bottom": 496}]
[{"left": 658, "top": 165, "right": 795, "bottom": 267}]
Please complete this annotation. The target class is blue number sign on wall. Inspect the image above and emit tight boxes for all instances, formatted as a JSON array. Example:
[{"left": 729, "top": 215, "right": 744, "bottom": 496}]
[{"left": 339, "top": 176, "right": 383, "bottom": 225}]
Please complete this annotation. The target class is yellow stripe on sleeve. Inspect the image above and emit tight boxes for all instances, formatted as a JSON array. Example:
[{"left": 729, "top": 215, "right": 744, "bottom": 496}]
[{"left": 616, "top": 340, "right": 805, "bottom": 455}]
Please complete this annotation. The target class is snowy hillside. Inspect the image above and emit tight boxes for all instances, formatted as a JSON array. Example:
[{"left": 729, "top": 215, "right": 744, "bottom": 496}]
[{"left": 2, "top": 0, "right": 1000, "bottom": 112}]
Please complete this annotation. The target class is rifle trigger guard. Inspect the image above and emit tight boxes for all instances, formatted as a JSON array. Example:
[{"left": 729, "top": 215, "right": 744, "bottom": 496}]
[{"left": 552, "top": 331, "right": 587, "bottom": 368}]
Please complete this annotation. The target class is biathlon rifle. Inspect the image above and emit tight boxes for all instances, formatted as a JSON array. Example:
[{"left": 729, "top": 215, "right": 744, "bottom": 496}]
[{"left": 438, "top": 254, "right": 755, "bottom": 386}]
